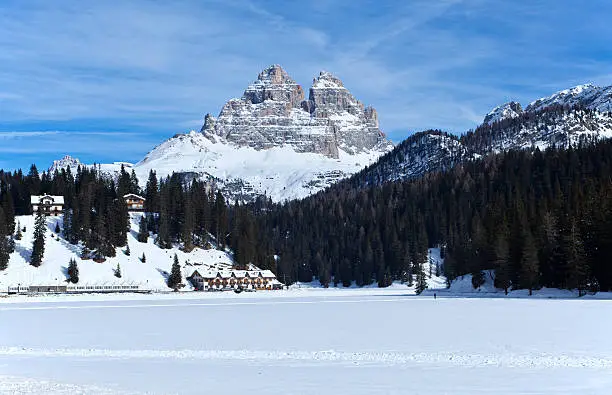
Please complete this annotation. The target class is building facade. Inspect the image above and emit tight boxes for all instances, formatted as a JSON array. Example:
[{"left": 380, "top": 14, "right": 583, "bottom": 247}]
[
  {"left": 31, "top": 195, "right": 64, "bottom": 216},
  {"left": 123, "top": 194, "right": 146, "bottom": 211},
  {"left": 187, "top": 269, "right": 283, "bottom": 291}
]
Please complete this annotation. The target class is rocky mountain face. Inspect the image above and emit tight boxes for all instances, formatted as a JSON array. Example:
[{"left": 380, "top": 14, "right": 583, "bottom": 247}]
[
  {"left": 483, "top": 102, "right": 523, "bottom": 125},
  {"left": 349, "top": 85, "right": 612, "bottom": 186},
  {"left": 48, "top": 155, "right": 83, "bottom": 174},
  {"left": 133, "top": 65, "right": 393, "bottom": 201},
  {"left": 201, "top": 65, "right": 391, "bottom": 158},
  {"left": 526, "top": 84, "right": 612, "bottom": 113},
  {"left": 50, "top": 77, "right": 612, "bottom": 203}
]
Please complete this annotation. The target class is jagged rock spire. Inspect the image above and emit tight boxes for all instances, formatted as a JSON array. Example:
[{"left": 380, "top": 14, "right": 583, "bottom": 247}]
[{"left": 201, "top": 64, "right": 392, "bottom": 158}]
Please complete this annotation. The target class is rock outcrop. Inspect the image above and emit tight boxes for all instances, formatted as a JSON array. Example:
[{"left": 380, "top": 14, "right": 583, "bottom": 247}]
[
  {"left": 483, "top": 101, "right": 523, "bottom": 125},
  {"left": 48, "top": 155, "right": 83, "bottom": 174},
  {"left": 201, "top": 65, "right": 392, "bottom": 158}
]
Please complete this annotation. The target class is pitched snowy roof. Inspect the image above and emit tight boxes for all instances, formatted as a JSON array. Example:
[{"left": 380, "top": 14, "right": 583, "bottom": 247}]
[
  {"left": 186, "top": 268, "right": 278, "bottom": 280},
  {"left": 123, "top": 193, "right": 146, "bottom": 200},
  {"left": 30, "top": 195, "right": 65, "bottom": 205}
]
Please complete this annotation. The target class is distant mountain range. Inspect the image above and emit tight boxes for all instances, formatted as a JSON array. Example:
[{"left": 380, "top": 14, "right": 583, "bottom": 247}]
[
  {"left": 350, "top": 86, "right": 612, "bottom": 186},
  {"left": 48, "top": 70, "right": 612, "bottom": 201}
]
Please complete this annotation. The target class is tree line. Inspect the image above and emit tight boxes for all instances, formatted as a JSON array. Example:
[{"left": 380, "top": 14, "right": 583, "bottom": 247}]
[
  {"left": 244, "top": 140, "right": 612, "bottom": 293},
  {"left": 2, "top": 138, "right": 612, "bottom": 294}
]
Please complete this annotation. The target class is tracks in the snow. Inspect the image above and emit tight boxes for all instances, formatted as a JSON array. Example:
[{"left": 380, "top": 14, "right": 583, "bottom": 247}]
[{"left": 0, "top": 347, "right": 610, "bottom": 369}]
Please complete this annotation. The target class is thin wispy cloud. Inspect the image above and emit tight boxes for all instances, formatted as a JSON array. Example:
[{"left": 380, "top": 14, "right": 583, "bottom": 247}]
[{"left": 0, "top": 0, "right": 611, "bottom": 168}]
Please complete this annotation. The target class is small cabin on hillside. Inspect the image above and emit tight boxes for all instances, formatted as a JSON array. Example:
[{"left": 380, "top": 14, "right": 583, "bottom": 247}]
[
  {"left": 31, "top": 195, "right": 64, "bottom": 216},
  {"left": 123, "top": 194, "right": 146, "bottom": 211}
]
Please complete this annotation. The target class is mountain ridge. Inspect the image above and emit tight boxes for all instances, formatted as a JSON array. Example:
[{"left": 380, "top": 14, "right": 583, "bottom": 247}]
[{"left": 48, "top": 80, "right": 612, "bottom": 200}]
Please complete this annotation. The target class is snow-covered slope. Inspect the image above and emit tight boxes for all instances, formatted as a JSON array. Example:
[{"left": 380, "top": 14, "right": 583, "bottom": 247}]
[
  {"left": 132, "top": 65, "right": 392, "bottom": 201},
  {"left": 0, "top": 214, "right": 233, "bottom": 292},
  {"left": 48, "top": 155, "right": 133, "bottom": 180},
  {"left": 134, "top": 131, "right": 384, "bottom": 202},
  {"left": 526, "top": 84, "right": 612, "bottom": 113},
  {"left": 483, "top": 101, "right": 523, "bottom": 125},
  {"left": 351, "top": 88, "right": 612, "bottom": 185}
]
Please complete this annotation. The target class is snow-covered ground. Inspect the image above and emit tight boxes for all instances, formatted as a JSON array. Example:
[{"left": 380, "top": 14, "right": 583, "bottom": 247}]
[
  {"left": 133, "top": 131, "right": 387, "bottom": 202},
  {"left": 1, "top": 292, "right": 611, "bottom": 394},
  {"left": 0, "top": 214, "right": 233, "bottom": 292}
]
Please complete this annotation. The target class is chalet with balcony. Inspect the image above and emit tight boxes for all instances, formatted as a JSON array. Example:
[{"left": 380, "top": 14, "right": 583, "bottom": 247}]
[
  {"left": 31, "top": 195, "right": 64, "bottom": 216},
  {"left": 187, "top": 269, "right": 282, "bottom": 291},
  {"left": 123, "top": 194, "right": 146, "bottom": 211}
]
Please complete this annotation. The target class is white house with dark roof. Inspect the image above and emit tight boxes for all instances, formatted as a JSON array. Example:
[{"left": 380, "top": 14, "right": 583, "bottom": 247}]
[{"left": 31, "top": 195, "right": 64, "bottom": 216}]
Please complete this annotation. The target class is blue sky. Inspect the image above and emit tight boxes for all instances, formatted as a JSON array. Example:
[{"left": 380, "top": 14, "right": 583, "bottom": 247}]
[{"left": 1, "top": 0, "right": 612, "bottom": 171}]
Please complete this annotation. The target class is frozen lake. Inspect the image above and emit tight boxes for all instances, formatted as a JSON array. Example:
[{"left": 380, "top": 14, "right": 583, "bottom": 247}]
[{"left": 1, "top": 292, "right": 611, "bottom": 394}]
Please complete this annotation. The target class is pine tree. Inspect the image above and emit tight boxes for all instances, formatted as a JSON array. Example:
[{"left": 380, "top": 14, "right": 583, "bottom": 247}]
[
  {"left": 415, "top": 263, "right": 428, "bottom": 294},
  {"left": 117, "top": 164, "right": 132, "bottom": 198},
  {"left": 112, "top": 198, "right": 129, "bottom": 248},
  {"left": 156, "top": 212, "right": 171, "bottom": 249},
  {"left": 0, "top": 208, "right": 10, "bottom": 271},
  {"left": 181, "top": 195, "right": 195, "bottom": 252},
  {"left": 67, "top": 258, "right": 79, "bottom": 283},
  {"left": 492, "top": 233, "right": 511, "bottom": 294},
  {"left": 212, "top": 191, "right": 227, "bottom": 247},
  {"left": 129, "top": 170, "right": 140, "bottom": 194},
  {"left": 520, "top": 229, "right": 539, "bottom": 295},
  {"left": 144, "top": 170, "right": 159, "bottom": 213},
  {"left": 114, "top": 263, "right": 122, "bottom": 278},
  {"left": 14, "top": 221, "right": 22, "bottom": 240},
  {"left": 31, "top": 209, "right": 46, "bottom": 267},
  {"left": 137, "top": 215, "right": 148, "bottom": 243},
  {"left": 563, "top": 220, "right": 589, "bottom": 295},
  {"left": 141, "top": 252, "right": 146, "bottom": 263},
  {"left": 471, "top": 270, "right": 485, "bottom": 289},
  {"left": 167, "top": 253, "right": 182, "bottom": 289}
]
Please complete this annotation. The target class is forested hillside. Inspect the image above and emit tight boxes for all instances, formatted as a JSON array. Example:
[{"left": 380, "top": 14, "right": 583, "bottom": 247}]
[
  {"left": 2, "top": 139, "right": 612, "bottom": 294},
  {"left": 348, "top": 105, "right": 612, "bottom": 187},
  {"left": 251, "top": 140, "right": 612, "bottom": 293}
]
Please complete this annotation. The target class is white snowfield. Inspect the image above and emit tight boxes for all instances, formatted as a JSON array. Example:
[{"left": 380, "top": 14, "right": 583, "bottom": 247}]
[
  {"left": 1, "top": 293, "right": 611, "bottom": 394},
  {"left": 0, "top": 214, "right": 234, "bottom": 292},
  {"left": 133, "top": 131, "right": 386, "bottom": 202}
]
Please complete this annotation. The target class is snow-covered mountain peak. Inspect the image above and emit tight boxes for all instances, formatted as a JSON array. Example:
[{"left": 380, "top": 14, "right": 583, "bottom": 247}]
[
  {"left": 526, "top": 83, "right": 612, "bottom": 113},
  {"left": 312, "top": 71, "right": 346, "bottom": 89},
  {"left": 134, "top": 65, "right": 393, "bottom": 201},
  {"left": 483, "top": 101, "right": 523, "bottom": 125},
  {"left": 242, "top": 64, "right": 305, "bottom": 107},
  {"left": 48, "top": 155, "right": 83, "bottom": 173}
]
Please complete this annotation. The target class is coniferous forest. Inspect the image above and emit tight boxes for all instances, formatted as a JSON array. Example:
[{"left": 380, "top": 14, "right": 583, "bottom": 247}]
[{"left": 1, "top": 140, "right": 612, "bottom": 293}]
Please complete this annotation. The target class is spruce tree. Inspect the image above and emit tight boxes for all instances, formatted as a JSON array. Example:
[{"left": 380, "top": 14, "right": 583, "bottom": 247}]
[
  {"left": 471, "top": 270, "right": 485, "bottom": 289},
  {"left": 137, "top": 215, "right": 148, "bottom": 243},
  {"left": 156, "top": 213, "right": 171, "bottom": 249},
  {"left": 564, "top": 220, "right": 589, "bottom": 295},
  {"left": 141, "top": 252, "right": 146, "bottom": 263},
  {"left": 14, "top": 221, "right": 22, "bottom": 240},
  {"left": 520, "top": 229, "right": 539, "bottom": 295},
  {"left": 31, "top": 209, "right": 46, "bottom": 267},
  {"left": 125, "top": 244, "right": 131, "bottom": 256},
  {"left": 67, "top": 258, "right": 79, "bottom": 283},
  {"left": 181, "top": 195, "right": 195, "bottom": 252},
  {"left": 167, "top": 253, "right": 182, "bottom": 289},
  {"left": 114, "top": 263, "right": 122, "bottom": 278},
  {"left": 492, "top": 233, "right": 511, "bottom": 294},
  {"left": 0, "top": 208, "right": 10, "bottom": 271},
  {"left": 144, "top": 170, "right": 159, "bottom": 213},
  {"left": 129, "top": 170, "right": 140, "bottom": 194},
  {"left": 415, "top": 263, "right": 428, "bottom": 294}
]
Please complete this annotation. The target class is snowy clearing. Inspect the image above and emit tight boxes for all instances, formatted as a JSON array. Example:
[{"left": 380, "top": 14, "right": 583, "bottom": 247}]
[{"left": 1, "top": 294, "right": 611, "bottom": 394}]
